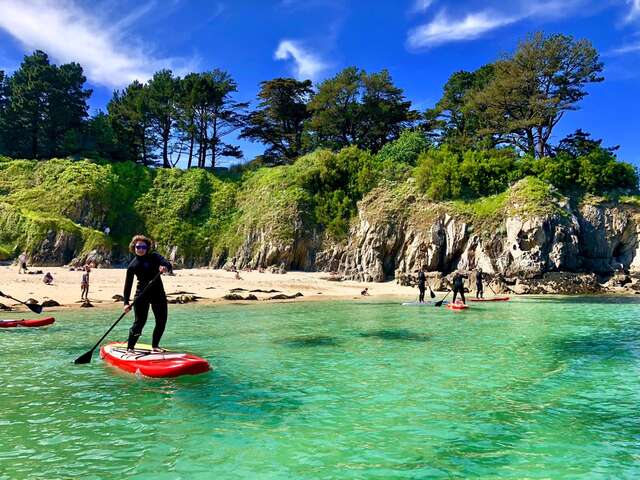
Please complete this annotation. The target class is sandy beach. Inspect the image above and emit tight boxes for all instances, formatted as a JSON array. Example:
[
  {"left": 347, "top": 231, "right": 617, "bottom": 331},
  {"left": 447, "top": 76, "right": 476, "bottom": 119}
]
[{"left": 0, "top": 266, "right": 420, "bottom": 313}]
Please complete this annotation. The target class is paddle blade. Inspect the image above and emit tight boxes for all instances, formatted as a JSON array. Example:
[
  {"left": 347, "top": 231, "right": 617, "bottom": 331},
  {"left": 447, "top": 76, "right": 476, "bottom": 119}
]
[
  {"left": 74, "top": 349, "right": 94, "bottom": 365},
  {"left": 434, "top": 300, "right": 443, "bottom": 307},
  {"left": 27, "top": 303, "right": 43, "bottom": 314},
  {"left": 430, "top": 289, "right": 436, "bottom": 299}
]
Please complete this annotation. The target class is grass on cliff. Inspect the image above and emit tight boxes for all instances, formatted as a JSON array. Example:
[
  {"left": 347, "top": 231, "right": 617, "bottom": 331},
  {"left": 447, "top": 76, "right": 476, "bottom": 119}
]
[{"left": 445, "top": 177, "right": 565, "bottom": 234}]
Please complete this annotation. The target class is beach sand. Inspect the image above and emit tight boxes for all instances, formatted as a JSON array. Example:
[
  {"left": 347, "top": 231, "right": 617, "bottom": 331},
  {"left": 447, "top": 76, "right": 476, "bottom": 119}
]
[{"left": 0, "top": 266, "right": 420, "bottom": 313}]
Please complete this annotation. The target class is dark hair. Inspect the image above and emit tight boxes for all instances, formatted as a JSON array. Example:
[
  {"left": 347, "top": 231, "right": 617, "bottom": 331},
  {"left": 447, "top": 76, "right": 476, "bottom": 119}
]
[{"left": 129, "top": 235, "right": 154, "bottom": 254}]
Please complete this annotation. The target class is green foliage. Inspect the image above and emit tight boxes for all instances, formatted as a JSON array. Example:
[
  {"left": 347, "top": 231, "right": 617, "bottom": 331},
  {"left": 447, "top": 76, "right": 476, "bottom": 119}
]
[
  {"left": 308, "top": 67, "right": 417, "bottom": 152},
  {"left": 472, "top": 32, "right": 603, "bottom": 157},
  {"left": 415, "top": 147, "right": 519, "bottom": 200},
  {"left": 292, "top": 147, "right": 377, "bottom": 238},
  {"left": 518, "top": 147, "right": 638, "bottom": 194},
  {"left": 376, "top": 130, "right": 429, "bottom": 166},
  {"left": 240, "top": 78, "right": 313, "bottom": 164},
  {"left": 135, "top": 167, "right": 238, "bottom": 262},
  {"left": 506, "top": 176, "right": 564, "bottom": 217},
  {"left": 0, "top": 50, "right": 91, "bottom": 159},
  {"left": 426, "top": 64, "right": 495, "bottom": 150}
]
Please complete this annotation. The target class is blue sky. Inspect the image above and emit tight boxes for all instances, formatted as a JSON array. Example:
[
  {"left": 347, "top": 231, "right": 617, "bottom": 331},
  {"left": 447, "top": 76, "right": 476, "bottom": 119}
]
[{"left": 0, "top": 0, "right": 638, "bottom": 166}]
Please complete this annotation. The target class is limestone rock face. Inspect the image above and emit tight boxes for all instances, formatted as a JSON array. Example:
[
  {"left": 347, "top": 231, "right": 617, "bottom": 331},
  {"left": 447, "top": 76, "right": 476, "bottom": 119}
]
[
  {"left": 70, "top": 248, "right": 112, "bottom": 268},
  {"left": 30, "top": 230, "right": 81, "bottom": 265},
  {"left": 577, "top": 203, "right": 638, "bottom": 273},
  {"left": 320, "top": 184, "right": 640, "bottom": 287}
]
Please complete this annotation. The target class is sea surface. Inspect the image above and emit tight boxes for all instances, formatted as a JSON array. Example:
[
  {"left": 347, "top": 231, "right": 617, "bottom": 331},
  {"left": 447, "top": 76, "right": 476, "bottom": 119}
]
[{"left": 1, "top": 297, "right": 640, "bottom": 479}]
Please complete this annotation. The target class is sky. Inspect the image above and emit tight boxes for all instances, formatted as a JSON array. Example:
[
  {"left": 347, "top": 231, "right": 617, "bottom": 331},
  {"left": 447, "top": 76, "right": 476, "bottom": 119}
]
[{"left": 0, "top": 0, "right": 638, "bottom": 166}]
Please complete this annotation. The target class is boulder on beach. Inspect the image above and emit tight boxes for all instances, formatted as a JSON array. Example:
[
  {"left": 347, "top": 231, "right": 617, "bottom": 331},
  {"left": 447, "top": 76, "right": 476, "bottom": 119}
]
[{"left": 223, "top": 293, "right": 244, "bottom": 301}]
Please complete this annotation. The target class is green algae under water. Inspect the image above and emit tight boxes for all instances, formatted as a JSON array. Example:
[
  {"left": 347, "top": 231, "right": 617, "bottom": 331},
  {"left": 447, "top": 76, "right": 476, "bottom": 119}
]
[{"left": 2, "top": 297, "right": 640, "bottom": 479}]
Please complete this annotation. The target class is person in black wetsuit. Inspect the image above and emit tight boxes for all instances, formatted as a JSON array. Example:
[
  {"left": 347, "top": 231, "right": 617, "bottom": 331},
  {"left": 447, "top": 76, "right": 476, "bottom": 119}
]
[
  {"left": 451, "top": 271, "right": 467, "bottom": 304},
  {"left": 123, "top": 235, "right": 173, "bottom": 353},
  {"left": 475, "top": 267, "right": 484, "bottom": 299},
  {"left": 417, "top": 266, "right": 427, "bottom": 303}
]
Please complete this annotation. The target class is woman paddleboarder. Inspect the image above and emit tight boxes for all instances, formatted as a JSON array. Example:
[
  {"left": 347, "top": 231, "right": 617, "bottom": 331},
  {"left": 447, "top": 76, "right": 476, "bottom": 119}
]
[{"left": 123, "top": 235, "right": 173, "bottom": 353}]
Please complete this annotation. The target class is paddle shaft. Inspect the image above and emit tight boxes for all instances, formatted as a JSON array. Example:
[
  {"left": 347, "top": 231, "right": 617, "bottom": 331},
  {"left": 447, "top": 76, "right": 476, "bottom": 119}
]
[
  {"left": 435, "top": 289, "right": 451, "bottom": 307},
  {"left": 0, "top": 291, "right": 42, "bottom": 314},
  {"left": 74, "top": 272, "right": 162, "bottom": 363}
]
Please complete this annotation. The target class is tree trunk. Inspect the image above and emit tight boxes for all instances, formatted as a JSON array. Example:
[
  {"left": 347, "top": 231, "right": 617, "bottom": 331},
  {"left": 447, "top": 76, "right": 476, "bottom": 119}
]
[
  {"left": 210, "top": 117, "right": 218, "bottom": 169},
  {"left": 162, "top": 132, "right": 169, "bottom": 168}
]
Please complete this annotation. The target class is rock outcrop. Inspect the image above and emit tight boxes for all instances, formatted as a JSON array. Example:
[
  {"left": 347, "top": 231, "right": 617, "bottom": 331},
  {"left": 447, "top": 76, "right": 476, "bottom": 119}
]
[{"left": 318, "top": 179, "right": 640, "bottom": 291}]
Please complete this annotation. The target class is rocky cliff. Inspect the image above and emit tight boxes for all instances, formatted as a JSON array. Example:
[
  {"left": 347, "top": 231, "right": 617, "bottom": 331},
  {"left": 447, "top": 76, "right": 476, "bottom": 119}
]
[{"left": 317, "top": 178, "right": 640, "bottom": 294}]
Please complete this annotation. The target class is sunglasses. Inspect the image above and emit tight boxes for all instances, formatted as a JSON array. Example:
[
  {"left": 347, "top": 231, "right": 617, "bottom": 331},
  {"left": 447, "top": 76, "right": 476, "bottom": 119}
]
[{"left": 134, "top": 244, "right": 148, "bottom": 250}]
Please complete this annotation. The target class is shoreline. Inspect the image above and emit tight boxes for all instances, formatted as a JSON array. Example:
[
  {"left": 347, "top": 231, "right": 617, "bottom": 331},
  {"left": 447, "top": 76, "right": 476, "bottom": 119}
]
[
  {"left": 0, "top": 266, "right": 635, "bottom": 315},
  {"left": 0, "top": 266, "right": 421, "bottom": 315}
]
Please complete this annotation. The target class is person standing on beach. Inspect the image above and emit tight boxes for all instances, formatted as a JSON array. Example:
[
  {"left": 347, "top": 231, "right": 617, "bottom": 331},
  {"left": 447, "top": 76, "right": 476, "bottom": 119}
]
[
  {"left": 18, "top": 252, "right": 27, "bottom": 274},
  {"left": 123, "top": 235, "right": 172, "bottom": 353},
  {"left": 417, "top": 266, "right": 427, "bottom": 303},
  {"left": 475, "top": 267, "right": 484, "bottom": 299},
  {"left": 81, "top": 265, "right": 91, "bottom": 300},
  {"left": 452, "top": 271, "right": 467, "bottom": 304}
]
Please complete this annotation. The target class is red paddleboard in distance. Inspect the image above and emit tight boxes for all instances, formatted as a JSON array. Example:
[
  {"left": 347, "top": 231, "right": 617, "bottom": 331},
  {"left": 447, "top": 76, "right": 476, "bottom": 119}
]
[
  {"left": 100, "top": 342, "right": 210, "bottom": 378},
  {"left": 446, "top": 302, "right": 469, "bottom": 311},
  {"left": 0, "top": 317, "right": 55, "bottom": 328},
  {"left": 469, "top": 297, "right": 510, "bottom": 302}
]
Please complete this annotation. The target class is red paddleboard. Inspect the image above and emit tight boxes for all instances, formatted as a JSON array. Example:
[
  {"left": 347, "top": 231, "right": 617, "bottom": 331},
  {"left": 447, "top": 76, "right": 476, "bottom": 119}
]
[
  {"left": 446, "top": 302, "right": 469, "bottom": 311},
  {"left": 0, "top": 317, "right": 55, "bottom": 328},
  {"left": 469, "top": 297, "right": 510, "bottom": 302},
  {"left": 100, "top": 342, "right": 210, "bottom": 378}
]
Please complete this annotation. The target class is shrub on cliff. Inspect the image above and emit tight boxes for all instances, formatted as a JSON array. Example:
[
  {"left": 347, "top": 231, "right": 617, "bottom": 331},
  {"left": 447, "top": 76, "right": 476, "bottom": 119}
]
[
  {"left": 135, "top": 167, "right": 238, "bottom": 264},
  {"left": 414, "top": 147, "right": 518, "bottom": 200},
  {"left": 292, "top": 147, "right": 378, "bottom": 238},
  {"left": 518, "top": 147, "right": 638, "bottom": 194},
  {"left": 414, "top": 145, "right": 637, "bottom": 201}
]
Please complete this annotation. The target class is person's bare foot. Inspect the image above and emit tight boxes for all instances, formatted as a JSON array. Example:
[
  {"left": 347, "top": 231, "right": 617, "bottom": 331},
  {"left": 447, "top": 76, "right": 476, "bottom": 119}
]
[{"left": 151, "top": 347, "right": 166, "bottom": 353}]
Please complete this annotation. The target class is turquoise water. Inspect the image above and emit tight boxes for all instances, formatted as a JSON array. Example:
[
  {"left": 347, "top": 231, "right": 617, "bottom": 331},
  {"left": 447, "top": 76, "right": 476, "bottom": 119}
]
[{"left": 1, "top": 297, "right": 640, "bottom": 479}]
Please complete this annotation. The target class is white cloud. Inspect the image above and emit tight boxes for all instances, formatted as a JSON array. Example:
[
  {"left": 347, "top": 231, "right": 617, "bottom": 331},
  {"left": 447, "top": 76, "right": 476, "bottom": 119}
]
[
  {"left": 610, "top": 41, "right": 640, "bottom": 54},
  {"left": 407, "top": 10, "right": 517, "bottom": 48},
  {"left": 0, "top": 0, "right": 195, "bottom": 88},
  {"left": 411, "top": 0, "right": 435, "bottom": 14},
  {"left": 274, "top": 40, "right": 328, "bottom": 80},
  {"left": 626, "top": 0, "right": 640, "bottom": 22},
  {"left": 407, "top": 1, "right": 586, "bottom": 49}
]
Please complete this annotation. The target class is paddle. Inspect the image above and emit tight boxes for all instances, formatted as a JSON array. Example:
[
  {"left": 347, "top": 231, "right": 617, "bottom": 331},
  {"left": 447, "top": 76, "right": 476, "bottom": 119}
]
[
  {"left": 434, "top": 289, "right": 451, "bottom": 307},
  {"left": 487, "top": 278, "right": 498, "bottom": 296},
  {"left": 0, "top": 290, "right": 43, "bottom": 314},
  {"left": 428, "top": 284, "right": 436, "bottom": 299},
  {"left": 74, "top": 272, "right": 162, "bottom": 365}
]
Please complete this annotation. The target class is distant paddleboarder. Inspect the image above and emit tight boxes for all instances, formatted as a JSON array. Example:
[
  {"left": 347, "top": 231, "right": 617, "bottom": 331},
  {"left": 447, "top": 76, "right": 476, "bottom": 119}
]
[
  {"left": 123, "top": 235, "right": 173, "bottom": 353},
  {"left": 475, "top": 267, "right": 484, "bottom": 299},
  {"left": 417, "top": 266, "right": 427, "bottom": 303},
  {"left": 451, "top": 271, "right": 467, "bottom": 305}
]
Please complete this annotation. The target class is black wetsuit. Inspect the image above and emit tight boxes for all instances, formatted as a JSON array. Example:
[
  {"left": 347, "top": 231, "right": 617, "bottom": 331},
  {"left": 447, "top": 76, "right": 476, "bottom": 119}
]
[
  {"left": 452, "top": 273, "right": 467, "bottom": 304},
  {"left": 418, "top": 271, "right": 426, "bottom": 303},
  {"left": 475, "top": 271, "right": 484, "bottom": 299},
  {"left": 123, "top": 252, "right": 172, "bottom": 350}
]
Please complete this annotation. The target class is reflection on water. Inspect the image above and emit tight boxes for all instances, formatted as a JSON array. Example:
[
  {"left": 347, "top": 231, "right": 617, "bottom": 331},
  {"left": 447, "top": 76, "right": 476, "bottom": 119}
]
[{"left": 1, "top": 298, "right": 640, "bottom": 478}]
